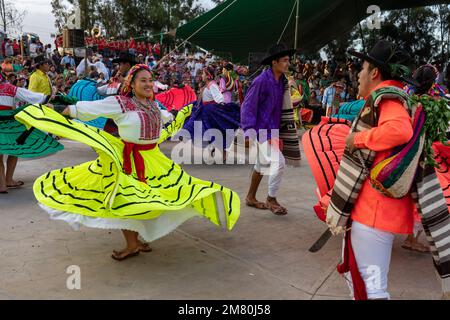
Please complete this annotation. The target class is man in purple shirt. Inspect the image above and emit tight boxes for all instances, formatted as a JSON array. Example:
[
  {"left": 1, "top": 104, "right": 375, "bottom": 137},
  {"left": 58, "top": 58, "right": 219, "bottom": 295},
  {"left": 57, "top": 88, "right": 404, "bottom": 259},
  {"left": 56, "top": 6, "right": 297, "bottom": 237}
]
[{"left": 241, "top": 43, "right": 295, "bottom": 215}]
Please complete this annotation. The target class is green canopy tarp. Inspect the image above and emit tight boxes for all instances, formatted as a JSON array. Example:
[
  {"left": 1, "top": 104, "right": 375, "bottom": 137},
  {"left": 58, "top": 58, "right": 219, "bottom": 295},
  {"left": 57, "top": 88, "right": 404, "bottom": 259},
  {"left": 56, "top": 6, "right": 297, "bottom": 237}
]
[{"left": 176, "top": 0, "right": 447, "bottom": 63}]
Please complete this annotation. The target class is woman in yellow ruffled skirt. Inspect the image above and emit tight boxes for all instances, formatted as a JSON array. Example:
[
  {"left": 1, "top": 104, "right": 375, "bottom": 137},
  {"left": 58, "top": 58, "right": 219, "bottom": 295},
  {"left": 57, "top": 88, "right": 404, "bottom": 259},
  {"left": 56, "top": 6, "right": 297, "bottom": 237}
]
[{"left": 14, "top": 64, "right": 240, "bottom": 260}]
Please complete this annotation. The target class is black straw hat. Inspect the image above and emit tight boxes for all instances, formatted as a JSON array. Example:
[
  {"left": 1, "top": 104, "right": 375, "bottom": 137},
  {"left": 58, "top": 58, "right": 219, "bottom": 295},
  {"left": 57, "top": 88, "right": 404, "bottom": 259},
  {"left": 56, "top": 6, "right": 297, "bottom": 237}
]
[
  {"left": 112, "top": 52, "right": 137, "bottom": 66},
  {"left": 261, "top": 43, "right": 296, "bottom": 66},
  {"left": 348, "top": 39, "right": 418, "bottom": 86}
]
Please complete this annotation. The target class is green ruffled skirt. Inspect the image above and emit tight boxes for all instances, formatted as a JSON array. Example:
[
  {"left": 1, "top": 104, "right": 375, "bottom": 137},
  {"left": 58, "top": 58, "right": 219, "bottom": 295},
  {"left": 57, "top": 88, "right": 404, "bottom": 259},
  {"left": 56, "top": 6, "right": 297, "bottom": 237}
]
[{"left": 0, "top": 106, "right": 63, "bottom": 158}]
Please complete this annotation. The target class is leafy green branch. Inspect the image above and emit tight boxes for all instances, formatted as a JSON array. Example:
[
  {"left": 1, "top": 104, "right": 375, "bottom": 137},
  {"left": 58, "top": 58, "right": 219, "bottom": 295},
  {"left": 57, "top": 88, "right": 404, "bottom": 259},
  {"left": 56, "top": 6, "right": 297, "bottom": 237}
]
[{"left": 412, "top": 94, "right": 450, "bottom": 166}]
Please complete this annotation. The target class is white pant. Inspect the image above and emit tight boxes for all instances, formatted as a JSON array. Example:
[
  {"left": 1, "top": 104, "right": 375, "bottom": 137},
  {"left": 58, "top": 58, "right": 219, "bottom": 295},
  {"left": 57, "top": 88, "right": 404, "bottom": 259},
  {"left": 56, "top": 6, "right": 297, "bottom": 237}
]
[
  {"left": 253, "top": 140, "right": 285, "bottom": 198},
  {"left": 344, "top": 221, "right": 395, "bottom": 300}
]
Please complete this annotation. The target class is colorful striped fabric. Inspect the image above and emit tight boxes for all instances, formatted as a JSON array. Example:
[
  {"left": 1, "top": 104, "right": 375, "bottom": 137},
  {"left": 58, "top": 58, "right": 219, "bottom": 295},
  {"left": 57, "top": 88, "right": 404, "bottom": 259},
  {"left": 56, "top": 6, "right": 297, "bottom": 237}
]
[
  {"left": 369, "top": 105, "right": 425, "bottom": 198},
  {"left": 327, "top": 86, "right": 412, "bottom": 233},
  {"left": 280, "top": 77, "right": 301, "bottom": 166}
]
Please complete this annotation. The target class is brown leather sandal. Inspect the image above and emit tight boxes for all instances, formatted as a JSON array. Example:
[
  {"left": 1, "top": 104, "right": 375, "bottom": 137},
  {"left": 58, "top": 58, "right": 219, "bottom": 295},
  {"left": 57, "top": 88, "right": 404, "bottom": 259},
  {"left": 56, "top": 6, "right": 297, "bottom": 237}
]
[
  {"left": 111, "top": 249, "right": 140, "bottom": 261},
  {"left": 245, "top": 199, "right": 268, "bottom": 210},
  {"left": 139, "top": 243, "right": 153, "bottom": 253},
  {"left": 266, "top": 200, "right": 288, "bottom": 216}
]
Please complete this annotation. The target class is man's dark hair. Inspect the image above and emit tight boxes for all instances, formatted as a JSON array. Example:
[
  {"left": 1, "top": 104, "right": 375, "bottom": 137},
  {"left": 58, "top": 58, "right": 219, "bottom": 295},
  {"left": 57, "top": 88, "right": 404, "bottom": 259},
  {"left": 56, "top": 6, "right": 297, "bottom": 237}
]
[{"left": 367, "top": 63, "right": 390, "bottom": 81}]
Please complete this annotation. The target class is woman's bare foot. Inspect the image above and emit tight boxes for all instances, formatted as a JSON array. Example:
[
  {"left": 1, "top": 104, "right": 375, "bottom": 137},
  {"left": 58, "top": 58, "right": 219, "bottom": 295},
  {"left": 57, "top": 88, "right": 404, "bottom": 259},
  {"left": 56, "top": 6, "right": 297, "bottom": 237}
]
[
  {"left": 0, "top": 179, "right": 7, "bottom": 193},
  {"left": 6, "top": 180, "right": 24, "bottom": 189}
]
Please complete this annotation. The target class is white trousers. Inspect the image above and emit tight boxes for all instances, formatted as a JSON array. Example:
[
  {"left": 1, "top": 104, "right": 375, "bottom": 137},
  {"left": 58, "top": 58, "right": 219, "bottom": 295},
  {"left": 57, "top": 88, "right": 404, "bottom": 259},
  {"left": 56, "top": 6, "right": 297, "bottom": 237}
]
[
  {"left": 344, "top": 221, "right": 395, "bottom": 300},
  {"left": 253, "top": 140, "right": 285, "bottom": 198}
]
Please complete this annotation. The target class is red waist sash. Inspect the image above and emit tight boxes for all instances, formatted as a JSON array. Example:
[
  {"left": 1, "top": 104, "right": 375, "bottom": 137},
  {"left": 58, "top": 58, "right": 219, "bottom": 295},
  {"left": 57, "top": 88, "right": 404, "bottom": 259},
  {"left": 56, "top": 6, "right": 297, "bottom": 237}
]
[{"left": 122, "top": 141, "right": 157, "bottom": 183}]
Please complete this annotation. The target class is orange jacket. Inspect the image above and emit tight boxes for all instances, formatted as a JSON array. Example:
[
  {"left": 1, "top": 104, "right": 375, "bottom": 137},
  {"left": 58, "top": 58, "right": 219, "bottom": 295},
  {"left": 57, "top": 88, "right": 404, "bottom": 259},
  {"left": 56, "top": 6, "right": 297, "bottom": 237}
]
[{"left": 351, "top": 80, "right": 415, "bottom": 234}]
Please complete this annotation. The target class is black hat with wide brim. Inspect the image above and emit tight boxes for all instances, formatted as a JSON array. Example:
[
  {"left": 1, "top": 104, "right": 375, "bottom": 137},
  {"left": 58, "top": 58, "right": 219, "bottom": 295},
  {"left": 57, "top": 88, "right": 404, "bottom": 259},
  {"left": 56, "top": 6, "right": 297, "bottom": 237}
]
[
  {"left": 112, "top": 52, "right": 137, "bottom": 65},
  {"left": 261, "top": 43, "right": 297, "bottom": 66},
  {"left": 348, "top": 39, "right": 418, "bottom": 86}
]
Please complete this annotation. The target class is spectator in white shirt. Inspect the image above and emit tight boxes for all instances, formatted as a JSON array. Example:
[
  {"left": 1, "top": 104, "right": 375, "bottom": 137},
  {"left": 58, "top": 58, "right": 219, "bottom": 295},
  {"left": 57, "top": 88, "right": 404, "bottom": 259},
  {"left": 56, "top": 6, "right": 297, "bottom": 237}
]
[
  {"left": 29, "top": 40, "right": 38, "bottom": 58},
  {"left": 76, "top": 55, "right": 94, "bottom": 77},
  {"left": 93, "top": 56, "right": 110, "bottom": 81},
  {"left": 193, "top": 59, "right": 203, "bottom": 78},
  {"left": 186, "top": 56, "right": 195, "bottom": 73},
  {"left": 45, "top": 44, "right": 53, "bottom": 59}
]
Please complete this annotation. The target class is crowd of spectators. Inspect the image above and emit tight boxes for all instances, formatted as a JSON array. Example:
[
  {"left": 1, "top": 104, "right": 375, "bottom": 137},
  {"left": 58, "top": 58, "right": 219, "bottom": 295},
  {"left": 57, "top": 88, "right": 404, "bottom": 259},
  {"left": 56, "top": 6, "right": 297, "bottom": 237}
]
[{"left": 0, "top": 34, "right": 448, "bottom": 119}]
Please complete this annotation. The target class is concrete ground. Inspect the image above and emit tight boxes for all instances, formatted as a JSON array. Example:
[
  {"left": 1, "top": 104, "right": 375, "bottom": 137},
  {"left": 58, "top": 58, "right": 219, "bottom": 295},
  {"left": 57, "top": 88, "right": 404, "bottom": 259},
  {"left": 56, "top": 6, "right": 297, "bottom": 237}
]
[{"left": 0, "top": 139, "right": 442, "bottom": 300}]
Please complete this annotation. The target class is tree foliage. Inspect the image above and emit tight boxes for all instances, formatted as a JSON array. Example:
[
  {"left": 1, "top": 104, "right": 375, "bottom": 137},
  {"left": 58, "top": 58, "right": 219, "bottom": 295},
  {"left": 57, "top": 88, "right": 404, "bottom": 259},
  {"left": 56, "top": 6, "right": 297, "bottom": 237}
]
[
  {"left": 51, "top": 0, "right": 205, "bottom": 40},
  {"left": 0, "top": 0, "right": 26, "bottom": 34},
  {"left": 51, "top": 0, "right": 74, "bottom": 32},
  {"left": 323, "top": 5, "right": 450, "bottom": 65}
]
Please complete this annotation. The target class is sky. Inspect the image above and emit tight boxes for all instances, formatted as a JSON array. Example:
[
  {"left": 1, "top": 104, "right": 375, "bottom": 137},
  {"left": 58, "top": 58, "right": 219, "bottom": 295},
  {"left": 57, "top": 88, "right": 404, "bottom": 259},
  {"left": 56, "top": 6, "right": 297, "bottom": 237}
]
[{"left": 14, "top": 0, "right": 215, "bottom": 46}]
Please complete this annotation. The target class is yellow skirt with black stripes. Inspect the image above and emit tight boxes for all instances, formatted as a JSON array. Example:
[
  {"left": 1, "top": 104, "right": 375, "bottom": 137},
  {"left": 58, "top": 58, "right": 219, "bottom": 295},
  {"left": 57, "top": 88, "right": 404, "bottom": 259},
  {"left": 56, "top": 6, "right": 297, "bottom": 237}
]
[{"left": 14, "top": 104, "right": 240, "bottom": 242}]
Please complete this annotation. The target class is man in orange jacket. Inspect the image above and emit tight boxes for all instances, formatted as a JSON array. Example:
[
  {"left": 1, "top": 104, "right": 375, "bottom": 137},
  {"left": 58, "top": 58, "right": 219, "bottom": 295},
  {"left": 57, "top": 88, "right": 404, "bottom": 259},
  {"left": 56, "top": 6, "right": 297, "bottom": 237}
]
[{"left": 332, "top": 40, "right": 418, "bottom": 299}]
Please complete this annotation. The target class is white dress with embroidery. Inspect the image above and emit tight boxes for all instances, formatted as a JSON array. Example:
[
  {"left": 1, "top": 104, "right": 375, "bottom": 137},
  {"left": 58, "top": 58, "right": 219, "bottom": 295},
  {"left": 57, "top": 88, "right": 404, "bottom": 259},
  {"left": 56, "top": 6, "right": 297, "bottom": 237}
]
[{"left": 15, "top": 96, "right": 240, "bottom": 242}]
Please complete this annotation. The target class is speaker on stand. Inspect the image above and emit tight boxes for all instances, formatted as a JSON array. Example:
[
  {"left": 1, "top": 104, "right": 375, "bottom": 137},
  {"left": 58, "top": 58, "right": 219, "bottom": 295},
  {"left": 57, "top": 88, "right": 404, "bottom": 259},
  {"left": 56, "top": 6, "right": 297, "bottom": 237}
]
[{"left": 62, "top": 29, "right": 85, "bottom": 48}]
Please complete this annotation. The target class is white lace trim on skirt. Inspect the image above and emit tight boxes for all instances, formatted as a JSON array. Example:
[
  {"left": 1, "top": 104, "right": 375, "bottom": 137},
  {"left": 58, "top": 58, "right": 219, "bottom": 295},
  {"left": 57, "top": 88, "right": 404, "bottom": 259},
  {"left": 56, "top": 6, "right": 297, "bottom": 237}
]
[{"left": 38, "top": 203, "right": 200, "bottom": 242}]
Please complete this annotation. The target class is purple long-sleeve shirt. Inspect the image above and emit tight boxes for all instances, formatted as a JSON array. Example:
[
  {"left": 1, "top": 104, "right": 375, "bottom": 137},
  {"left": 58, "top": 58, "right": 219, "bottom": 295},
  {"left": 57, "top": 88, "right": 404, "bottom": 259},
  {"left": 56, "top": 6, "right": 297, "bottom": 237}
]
[{"left": 240, "top": 68, "right": 284, "bottom": 142}]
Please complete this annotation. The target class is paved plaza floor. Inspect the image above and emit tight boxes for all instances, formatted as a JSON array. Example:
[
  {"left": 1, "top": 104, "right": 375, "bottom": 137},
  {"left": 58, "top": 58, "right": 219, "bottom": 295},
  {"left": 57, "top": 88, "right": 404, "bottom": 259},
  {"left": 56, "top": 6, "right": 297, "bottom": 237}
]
[{"left": 0, "top": 140, "right": 442, "bottom": 299}]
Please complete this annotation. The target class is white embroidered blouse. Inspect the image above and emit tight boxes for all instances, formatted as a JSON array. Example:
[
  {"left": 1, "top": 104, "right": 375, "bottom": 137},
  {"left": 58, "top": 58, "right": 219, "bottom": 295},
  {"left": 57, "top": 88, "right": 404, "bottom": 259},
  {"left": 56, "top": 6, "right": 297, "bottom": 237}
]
[
  {"left": 202, "top": 81, "right": 224, "bottom": 104},
  {"left": 69, "top": 96, "right": 174, "bottom": 144},
  {"left": 0, "top": 83, "right": 49, "bottom": 109}
]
